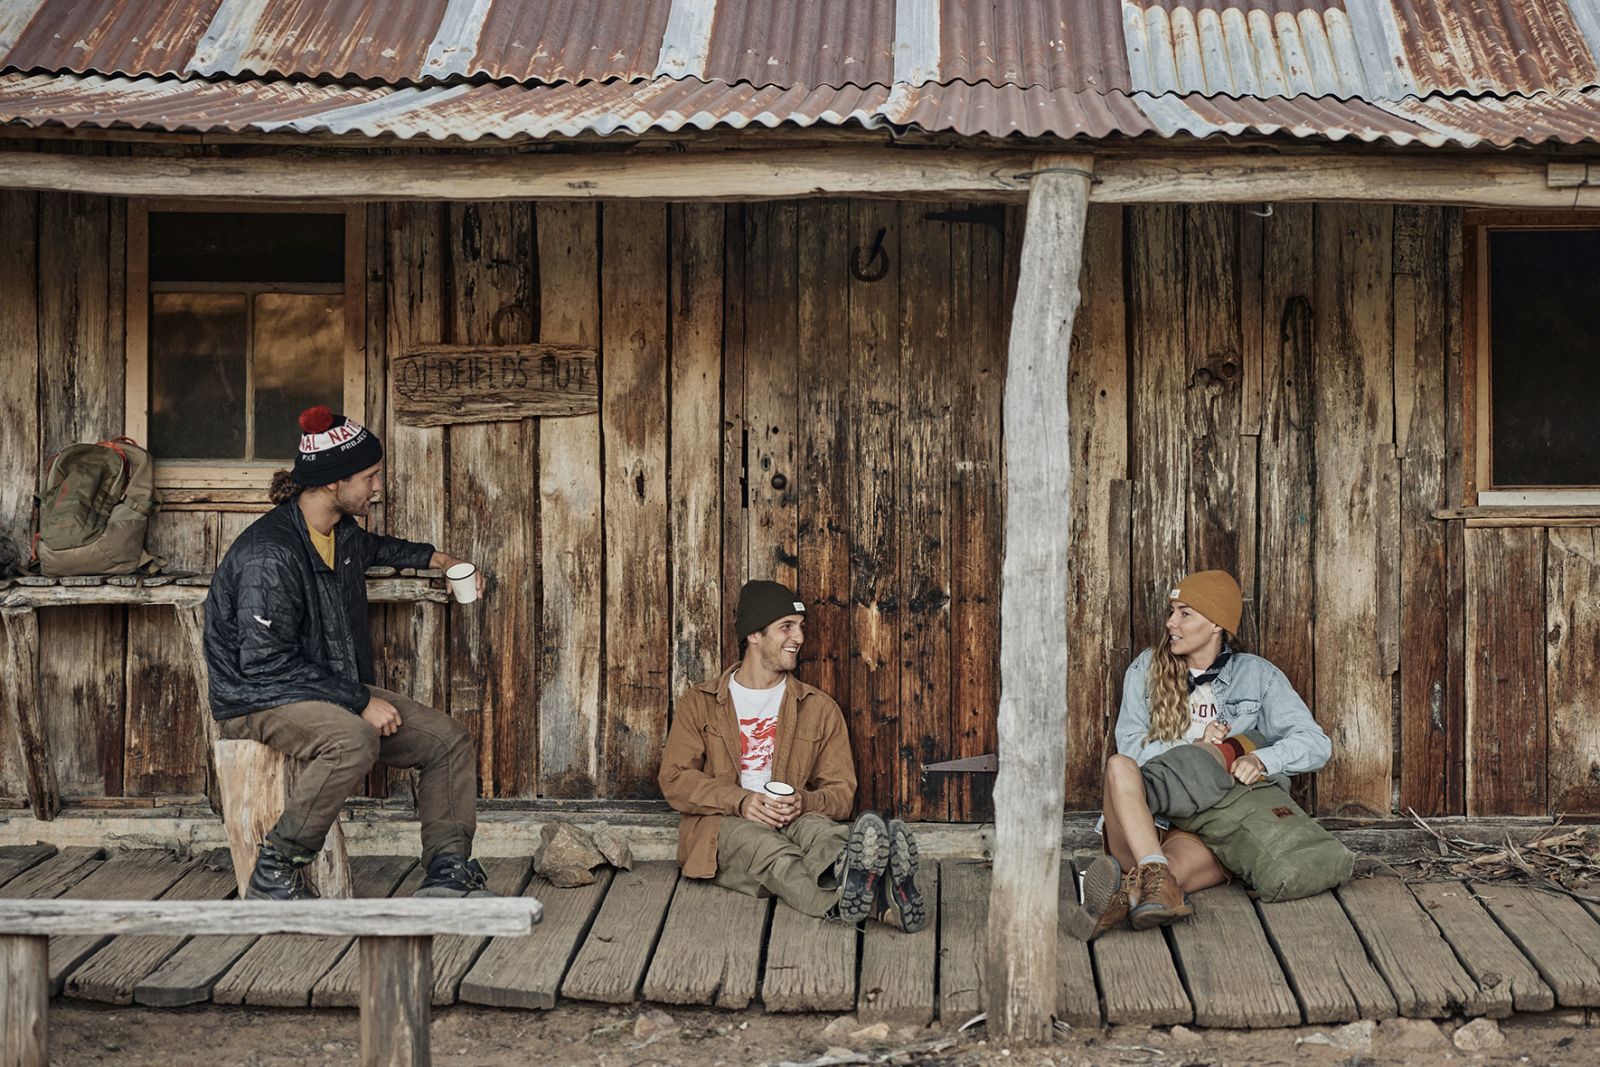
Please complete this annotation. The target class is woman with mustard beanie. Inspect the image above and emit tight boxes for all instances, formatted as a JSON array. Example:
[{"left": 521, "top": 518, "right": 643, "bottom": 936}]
[{"left": 1067, "top": 570, "right": 1331, "bottom": 941}]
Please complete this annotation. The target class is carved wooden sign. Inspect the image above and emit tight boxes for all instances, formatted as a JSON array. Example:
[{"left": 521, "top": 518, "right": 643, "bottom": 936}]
[{"left": 393, "top": 344, "right": 598, "bottom": 427}]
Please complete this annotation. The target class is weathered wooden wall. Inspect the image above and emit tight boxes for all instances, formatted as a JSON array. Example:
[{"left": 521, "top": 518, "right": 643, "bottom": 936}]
[{"left": 1, "top": 175, "right": 1594, "bottom": 821}]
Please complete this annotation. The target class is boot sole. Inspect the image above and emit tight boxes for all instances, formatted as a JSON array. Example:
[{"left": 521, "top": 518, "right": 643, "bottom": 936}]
[
  {"left": 886, "top": 818, "right": 927, "bottom": 933},
  {"left": 1064, "top": 855, "right": 1122, "bottom": 942},
  {"left": 1130, "top": 901, "right": 1194, "bottom": 931},
  {"left": 837, "top": 813, "right": 890, "bottom": 925}
]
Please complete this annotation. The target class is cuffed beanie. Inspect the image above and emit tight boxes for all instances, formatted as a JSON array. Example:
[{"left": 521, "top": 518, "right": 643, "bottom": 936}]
[
  {"left": 1169, "top": 570, "right": 1243, "bottom": 635},
  {"left": 736, "top": 580, "right": 806, "bottom": 640},
  {"left": 292, "top": 405, "right": 384, "bottom": 486}
]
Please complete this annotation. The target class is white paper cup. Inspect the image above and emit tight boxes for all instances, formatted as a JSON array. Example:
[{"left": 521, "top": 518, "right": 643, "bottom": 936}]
[
  {"left": 763, "top": 781, "right": 795, "bottom": 799},
  {"left": 445, "top": 562, "right": 478, "bottom": 604}
]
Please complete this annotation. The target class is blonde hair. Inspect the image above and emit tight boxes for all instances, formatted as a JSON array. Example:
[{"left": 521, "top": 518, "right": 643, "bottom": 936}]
[{"left": 1142, "top": 626, "right": 1240, "bottom": 744}]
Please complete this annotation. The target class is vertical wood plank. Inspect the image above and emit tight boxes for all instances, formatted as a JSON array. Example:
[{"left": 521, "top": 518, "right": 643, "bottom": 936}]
[
  {"left": 897, "top": 202, "right": 953, "bottom": 821},
  {"left": 1395, "top": 205, "right": 1452, "bottom": 817},
  {"left": 1441, "top": 214, "right": 1467, "bottom": 814},
  {"left": 0, "top": 186, "right": 37, "bottom": 798},
  {"left": 1, "top": 609, "right": 57, "bottom": 819},
  {"left": 359, "top": 936, "right": 430, "bottom": 1067},
  {"left": 124, "top": 511, "right": 217, "bottom": 796},
  {"left": 668, "top": 204, "right": 725, "bottom": 704},
  {"left": 947, "top": 205, "right": 1007, "bottom": 822},
  {"left": 719, "top": 204, "right": 749, "bottom": 669},
  {"left": 446, "top": 201, "right": 537, "bottom": 799},
  {"left": 1312, "top": 203, "right": 1395, "bottom": 818},
  {"left": 795, "top": 200, "right": 852, "bottom": 713},
  {"left": 1465, "top": 526, "right": 1547, "bottom": 815},
  {"left": 1128, "top": 204, "right": 1188, "bottom": 639},
  {"left": 1064, "top": 204, "right": 1128, "bottom": 809},
  {"left": 535, "top": 201, "right": 603, "bottom": 798},
  {"left": 38, "top": 183, "right": 124, "bottom": 802},
  {"left": 1547, "top": 528, "right": 1600, "bottom": 813},
  {"left": 601, "top": 201, "right": 670, "bottom": 798},
  {"left": 846, "top": 198, "right": 901, "bottom": 816},
  {"left": 381, "top": 202, "right": 447, "bottom": 803},
  {"left": 0, "top": 935, "right": 47, "bottom": 1067},
  {"left": 1183, "top": 204, "right": 1243, "bottom": 577},
  {"left": 743, "top": 202, "right": 799, "bottom": 590}
]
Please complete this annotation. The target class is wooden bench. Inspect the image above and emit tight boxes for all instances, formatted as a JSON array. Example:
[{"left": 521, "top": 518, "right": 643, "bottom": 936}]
[{"left": 0, "top": 897, "right": 543, "bottom": 1067}]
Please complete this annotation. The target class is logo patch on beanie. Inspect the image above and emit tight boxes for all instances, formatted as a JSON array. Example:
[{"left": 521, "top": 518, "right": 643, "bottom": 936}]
[
  {"left": 793, "top": 601, "right": 805, "bottom": 612},
  {"left": 1170, "top": 588, "right": 1181, "bottom": 598}
]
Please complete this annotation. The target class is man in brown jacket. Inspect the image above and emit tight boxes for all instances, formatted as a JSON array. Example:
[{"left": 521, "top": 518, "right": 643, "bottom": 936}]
[{"left": 658, "top": 580, "right": 925, "bottom": 929}]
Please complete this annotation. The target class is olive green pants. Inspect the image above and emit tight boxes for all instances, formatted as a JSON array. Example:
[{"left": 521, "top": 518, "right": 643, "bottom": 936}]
[
  {"left": 713, "top": 813, "right": 850, "bottom": 917},
  {"left": 219, "top": 685, "right": 476, "bottom": 866}
]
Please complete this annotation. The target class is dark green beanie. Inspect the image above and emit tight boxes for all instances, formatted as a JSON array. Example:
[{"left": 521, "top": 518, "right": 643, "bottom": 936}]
[{"left": 736, "top": 580, "right": 805, "bottom": 641}]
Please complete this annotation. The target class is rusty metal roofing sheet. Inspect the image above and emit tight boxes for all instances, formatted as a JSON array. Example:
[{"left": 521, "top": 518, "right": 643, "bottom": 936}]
[
  {"left": 0, "top": 0, "right": 1596, "bottom": 100},
  {"left": 4, "top": 69, "right": 1599, "bottom": 148}
]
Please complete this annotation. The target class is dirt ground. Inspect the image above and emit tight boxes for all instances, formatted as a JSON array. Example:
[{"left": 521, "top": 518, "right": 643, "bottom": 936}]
[{"left": 46, "top": 1002, "right": 1600, "bottom": 1066}]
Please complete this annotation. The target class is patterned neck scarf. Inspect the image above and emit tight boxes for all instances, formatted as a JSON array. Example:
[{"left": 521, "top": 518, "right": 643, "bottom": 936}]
[{"left": 1186, "top": 648, "right": 1233, "bottom": 693}]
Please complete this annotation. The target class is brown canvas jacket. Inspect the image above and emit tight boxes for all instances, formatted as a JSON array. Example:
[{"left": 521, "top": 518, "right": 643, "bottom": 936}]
[{"left": 659, "top": 664, "right": 856, "bottom": 878}]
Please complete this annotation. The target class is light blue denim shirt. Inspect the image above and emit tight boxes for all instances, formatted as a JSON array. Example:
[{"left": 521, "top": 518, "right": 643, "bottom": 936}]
[{"left": 1114, "top": 649, "right": 1332, "bottom": 780}]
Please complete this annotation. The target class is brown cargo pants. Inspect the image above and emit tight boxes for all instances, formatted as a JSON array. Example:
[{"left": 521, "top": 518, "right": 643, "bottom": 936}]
[
  {"left": 713, "top": 812, "right": 850, "bottom": 917},
  {"left": 219, "top": 685, "right": 476, "bottom": 866}
]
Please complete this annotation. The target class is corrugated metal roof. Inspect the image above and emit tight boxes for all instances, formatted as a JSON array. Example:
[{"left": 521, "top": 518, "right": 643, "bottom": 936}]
[
  {"left": 5, "top": 69, "right": 1598, "bottom": 149},
  {"left": 0, "top": 1, "right": 1598, "bottom": 148},
  {"left": 0, "top": 0, "right": 1597, "bottom": 100}
]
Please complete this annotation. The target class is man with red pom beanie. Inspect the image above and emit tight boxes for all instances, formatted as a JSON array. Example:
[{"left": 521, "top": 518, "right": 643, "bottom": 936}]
[{"left": 204, "top": 405, "right": 493, "bottom": 900}]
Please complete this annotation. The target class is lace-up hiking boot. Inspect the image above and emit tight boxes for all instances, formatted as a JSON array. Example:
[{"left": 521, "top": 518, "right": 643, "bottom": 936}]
[
  {"left": 1064, "top": 854, "right": 1134, "bottom": 942},
  {"left": 1129, "top": 862, "right": 1192, "bottom": 930},
  {"left": 415, "top": 854, "right": 495, "bottom": 898},
  {"left": 245, "top": 842, "right": 317, "bottom": 901},
  {"left": 871, "top": 818, "right": 927, "bottom": 932},
  {"left": 831, "top": 812, "right": 889, "bottom": 925}
]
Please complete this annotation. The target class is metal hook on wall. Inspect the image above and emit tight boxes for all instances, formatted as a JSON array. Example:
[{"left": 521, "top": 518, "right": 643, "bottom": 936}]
[
  {"left": 850, "top": 227, "right": 890, "bottom": 282},
  {"left": 1246, "top": 203, "right": 1274, "bottom": 218}
]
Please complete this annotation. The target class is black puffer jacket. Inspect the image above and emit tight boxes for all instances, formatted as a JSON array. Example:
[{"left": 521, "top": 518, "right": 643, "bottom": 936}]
[{"left": 204, "top": 502, "right": 434, "bottom": 719}]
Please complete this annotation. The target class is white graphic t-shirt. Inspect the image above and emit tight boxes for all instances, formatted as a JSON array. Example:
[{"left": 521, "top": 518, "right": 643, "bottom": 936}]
[
  {"left": 729, "top": 675, "right": 785, "bottom": 791},
  {"left": 1184, "top": 670, "right": 1220, "bottom": 741}
]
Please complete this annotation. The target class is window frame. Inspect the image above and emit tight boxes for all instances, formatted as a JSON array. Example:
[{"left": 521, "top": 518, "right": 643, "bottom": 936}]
[
  {"left": 1463, "top": 210, "right": 1600, "bottom": 506},
  {"left": 125, "top": 200, "right": 366, "bottom": 502}
]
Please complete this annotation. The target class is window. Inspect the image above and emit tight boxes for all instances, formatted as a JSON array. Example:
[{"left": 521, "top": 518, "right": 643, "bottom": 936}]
[
  {"left": 1467, "top": 213, "right": 1600, "bottom": 504},
  {"left": 126, "top": 203, "right": 364, "bottom": 499}
]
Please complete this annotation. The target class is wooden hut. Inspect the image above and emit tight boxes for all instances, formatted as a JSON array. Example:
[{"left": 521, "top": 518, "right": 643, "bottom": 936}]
[{"left": 0, "top": 0, "right": 1598, "bottom": 1037}]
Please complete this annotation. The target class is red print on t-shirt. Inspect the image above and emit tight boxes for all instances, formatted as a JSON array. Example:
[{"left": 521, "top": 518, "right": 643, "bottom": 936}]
[{"left": 739, "top": 716, "right": 778, "bottom": 774}]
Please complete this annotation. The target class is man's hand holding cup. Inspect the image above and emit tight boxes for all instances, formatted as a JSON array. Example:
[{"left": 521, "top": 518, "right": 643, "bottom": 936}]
[{"left": 742, "top": 781, "right": 800, "bottom": 828}]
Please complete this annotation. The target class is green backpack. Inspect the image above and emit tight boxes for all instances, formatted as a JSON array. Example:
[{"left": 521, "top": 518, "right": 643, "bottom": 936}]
[
  {"left": 34, "top": 438, "right": 160, "bottom": 577},
  {"left": 1170, "top": 780, "right": 1354, "bottom": 902}
]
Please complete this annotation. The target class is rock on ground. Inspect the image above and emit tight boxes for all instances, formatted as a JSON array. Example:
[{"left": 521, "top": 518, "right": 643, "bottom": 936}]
[
  {"left": 534, "top": 823, "right": 606, "bottom": 885},
  {"left": 587, "top": 822, "right": 633, "bottom": 870},
  {"left": 1453, "top": 1017, "right": 1505, "bottom": 1052},
  {"left": 1378, "top": 1018, "right": 1446, "bottom": 1049},
  {"left": 632, "top": 1009, "right": 680, "bottom": 1041}
]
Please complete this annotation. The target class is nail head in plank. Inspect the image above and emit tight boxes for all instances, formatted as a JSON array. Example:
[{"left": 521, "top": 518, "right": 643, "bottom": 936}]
[
  {"left": 1412, "top": 881, "right": 1551, "bottom": 1014},
  {"left": 1471, "top": 883, "right": 1600, "bottom": 1007},
  {"left": 858, "top": 864, "right": 940, "bottom": 1026},
  {"left": 1256, "top": 890, "right": 1397, "bottom": 1023},
  {"left": 459, "top": 869, "right": 614, "bottom": 1009},
  {"left": 1168, "top": 884, "right": 1300, "bottom": 1028},
  {"left": 562, "top": 861, "right": 679, "bottom": 1004},
  {"left": 1337, "top": 873, "right": 1481, "bottom": 1017},
  {"left": 764, "top": 899, "right": 858, "bottom": 1013},
  {"left": 938, "top": 860, "right": 990, "bottom": 1023},
  {"left": 642, "top": 877, "right": 770, "bottom": 1009}
]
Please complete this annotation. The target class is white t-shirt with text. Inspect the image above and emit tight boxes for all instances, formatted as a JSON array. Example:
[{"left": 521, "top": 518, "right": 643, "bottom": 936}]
[{"left": 1184, "top": 671, "right": 1219, "bottom": 741}]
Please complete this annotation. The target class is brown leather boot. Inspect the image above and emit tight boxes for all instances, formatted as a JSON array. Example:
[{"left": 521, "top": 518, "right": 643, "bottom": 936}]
[
  {"left": 1064, "top": 855, "right": 1138, "bottom": 942},
  {"left": 1129, "top": 862, "right": 1193, "bottom": 930}
]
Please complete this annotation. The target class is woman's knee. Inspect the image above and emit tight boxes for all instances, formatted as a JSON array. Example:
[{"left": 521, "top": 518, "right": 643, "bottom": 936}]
[{"left": 1104, "top": 753, "right": 1139, "bottom": 784}]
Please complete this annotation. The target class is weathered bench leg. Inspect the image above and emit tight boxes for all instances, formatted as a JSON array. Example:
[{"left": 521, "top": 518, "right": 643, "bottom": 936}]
[
  {"left": 1, "top": 933, "right": 48, "bottom": 1067},
  {"left": 360, "top": 935, "right": 432, "bottom": 1067}
]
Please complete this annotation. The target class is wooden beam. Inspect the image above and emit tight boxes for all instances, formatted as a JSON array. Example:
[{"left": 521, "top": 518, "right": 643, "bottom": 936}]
[
  {"left": 360, "top": 936, "right": 431, "bottom": 1067},
  {"left": 0, "top": 898, "right": 542, "bottom": 936},
  {"left": 0, "top": 577, "right": 444, "bottom": 609},
  {"left": 1092, "top": 153, "right": 1600, "bottom": 209},
  {"left": 986, "top": 154, "right": 1092, "bottom": 1043},
  {"left": 0, "top": 147, "right": 1033, "bottom": 202},
  {"left": 0, "top": 608, "right": 57, "bottom": 821}
]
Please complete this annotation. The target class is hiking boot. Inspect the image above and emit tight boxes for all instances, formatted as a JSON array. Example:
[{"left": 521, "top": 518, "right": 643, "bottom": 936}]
[
  {"left": 831, "top": 812, "right": 890, "bottom": 925},
  {"left": 1064, "top": 854, "right": 1135, "bottom": 942},
  {"left": 415, "top": 854, "right": 495, "bottom": 898},
  {"left": 871, "top": 818, "right": 927, "bottom": 932},
  {"left": 245, "top": 842, "right": 317, "bottom": 901},
  {"left": 1129, "top": 862, "right": 1193, "bottom": 930}
]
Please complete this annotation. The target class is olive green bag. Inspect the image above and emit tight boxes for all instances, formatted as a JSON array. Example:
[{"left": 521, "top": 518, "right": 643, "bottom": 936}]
[
  {"left": 34, "top": 438, "right": 160, "bottom": 577},
  {"left": 1170, "top": 780, "right": 1354, "bottom": 902}
]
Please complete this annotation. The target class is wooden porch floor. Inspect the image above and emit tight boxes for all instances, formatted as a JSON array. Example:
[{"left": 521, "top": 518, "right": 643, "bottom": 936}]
[{"left": 9, "top": 844, "right": 1600, "bottom": 1027}]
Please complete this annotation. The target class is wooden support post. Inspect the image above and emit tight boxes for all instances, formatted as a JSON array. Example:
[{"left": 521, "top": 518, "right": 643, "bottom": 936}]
[
  {"left": 1, "top": 934, "right": 48, "bottom": 1067},
  {"left": 173, "top": 603, "right": 227, "bottom": 814},
  {"left": 985, "top": 154, "right": 1093, "bottom": 1042},
  {"left": 1, "top": 608, "right": 59, "bottom": 821},
  {"left": 360, "top": 936, "right": 432, "bottom": 1067},
  {"left": 214, "top": 739, "right": 354, "bottom": 900}
]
